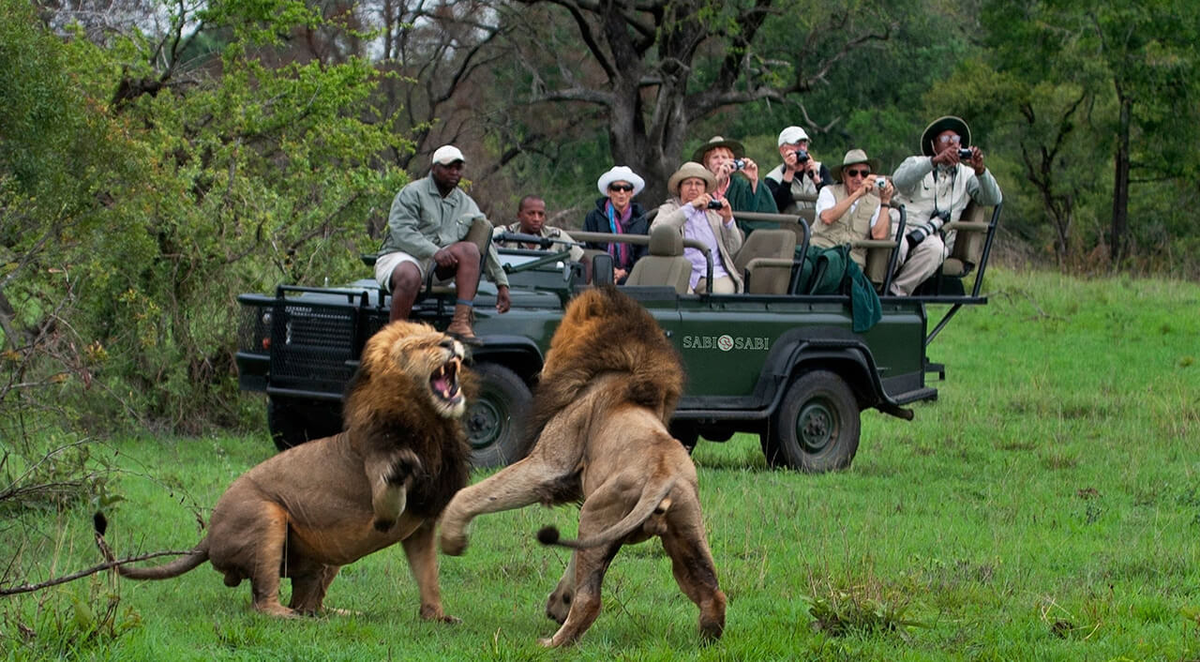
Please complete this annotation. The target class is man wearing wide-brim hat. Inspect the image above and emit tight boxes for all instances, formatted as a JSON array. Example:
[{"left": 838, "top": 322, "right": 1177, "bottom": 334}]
[
  {"left": 889, "top": 116, "right": 1003, "bottom": 296},
  {"left": 692, "top": 136, "right": 778, "bottom": 229},
  {"left": 652, "top": 161, "right": 744, "bottom": 294},
  {"left": 813, "top": 149, "right": 894, "bottom": 269}
]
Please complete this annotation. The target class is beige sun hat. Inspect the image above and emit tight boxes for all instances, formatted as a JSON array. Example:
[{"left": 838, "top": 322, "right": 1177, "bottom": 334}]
[
  {"left": 667, "top": 161, "right": 717, "bottom": 194},
  {"left": 829, "top": 149, "right": 881, "bottom": 182}
]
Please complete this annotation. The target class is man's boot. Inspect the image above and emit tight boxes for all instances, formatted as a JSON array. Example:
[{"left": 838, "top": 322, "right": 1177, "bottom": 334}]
[{"left": 446, "top": 299, "right": 481, "bottom": 345}]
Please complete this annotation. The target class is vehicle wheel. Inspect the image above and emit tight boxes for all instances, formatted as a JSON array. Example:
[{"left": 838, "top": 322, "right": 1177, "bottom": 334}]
[
  {"left": 267, "top": 397, "right": 343, "bottom": 452},
  {"left": 765, "top": 370, "right": 860, "bottom": 472},
  {"left": 670, "top": 423, "right": 699, "bottom": 454},
  {"left": 464, "top": 363, "right": 533, "bottom": 468}
]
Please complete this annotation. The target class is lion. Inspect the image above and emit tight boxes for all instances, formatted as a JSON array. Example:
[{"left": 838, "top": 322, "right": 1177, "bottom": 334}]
[
  {"left": 94, "top": 321, "right": 472, "bottom": 619},
  {"left": 439, "top": 286, "right": 726, "bottom": 647}
]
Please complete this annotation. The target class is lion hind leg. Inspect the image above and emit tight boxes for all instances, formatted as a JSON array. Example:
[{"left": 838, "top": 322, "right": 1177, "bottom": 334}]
[
  {"left": 539, "top": 545, "right": 618, "bottom": 647},
  {"left": 289, "top": 564, "right": 339, "bottom": 615},
  {"left": 661, "top": 509, "right": 726, "bottom": 642},
  {"left": 248, "top": 502, "right": 296, "bottom": 618}
]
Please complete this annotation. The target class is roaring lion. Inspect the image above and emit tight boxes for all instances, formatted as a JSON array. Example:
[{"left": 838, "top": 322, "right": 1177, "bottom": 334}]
[
  {"left": 94, "top": 321, "right": 472, "bottom": 619},
  {"left": 439, "top": 286, "right": 726, "bottom": 647}
]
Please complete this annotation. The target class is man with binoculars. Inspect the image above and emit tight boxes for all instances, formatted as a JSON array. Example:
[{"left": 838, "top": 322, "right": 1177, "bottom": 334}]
[{"left": 889, "top": 115, "right": 1003, "bottom": 296}]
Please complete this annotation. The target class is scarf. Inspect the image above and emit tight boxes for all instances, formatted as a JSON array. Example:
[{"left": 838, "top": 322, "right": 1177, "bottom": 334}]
[{"left": 605, "top": 200, "right": 633, "bottom": 267}]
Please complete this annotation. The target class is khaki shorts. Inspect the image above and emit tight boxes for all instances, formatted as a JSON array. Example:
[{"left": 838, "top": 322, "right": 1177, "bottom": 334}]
[{"left": 374, "top": 251, "right": 450, "bottom": 293}]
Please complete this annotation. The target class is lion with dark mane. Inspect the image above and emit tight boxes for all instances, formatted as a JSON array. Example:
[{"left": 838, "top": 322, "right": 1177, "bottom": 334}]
[
  {"left": 439, "top": 286, "right": 726, "bottom": 647},
  {"left": 95, "top": 321, "right": 472, "bottom": 619}
]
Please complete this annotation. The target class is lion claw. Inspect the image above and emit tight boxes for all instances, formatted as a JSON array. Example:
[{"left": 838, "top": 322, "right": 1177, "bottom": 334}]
[{"left": 384, "top": 450, "right": 422, "bottom": 486}]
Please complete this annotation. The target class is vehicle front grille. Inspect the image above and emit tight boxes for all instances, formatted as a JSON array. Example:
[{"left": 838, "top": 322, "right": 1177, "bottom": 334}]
[{"left": 269, "top": 303, "right": 356, "bottom": 393}]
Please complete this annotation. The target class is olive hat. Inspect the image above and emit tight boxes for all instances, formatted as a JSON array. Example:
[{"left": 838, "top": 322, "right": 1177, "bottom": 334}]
[
  {"left": 920, "top": 116, "right": 971, "bottom": 156},
  {"left": 691, "top": 136, "right": 746, "bottom": 164}
]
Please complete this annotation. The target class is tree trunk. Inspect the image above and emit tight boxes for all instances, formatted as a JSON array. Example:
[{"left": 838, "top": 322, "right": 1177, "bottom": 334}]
[{"left": 1111, "top": 93, "right": 1132, "bottom": 263}]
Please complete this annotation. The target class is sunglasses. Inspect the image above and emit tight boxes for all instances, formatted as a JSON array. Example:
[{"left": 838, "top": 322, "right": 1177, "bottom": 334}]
[
  {"left": 938, "top": 135, "right": 962, "bottom": 144},
  {"left": 609, "top": 184, "right": 635, "bottom": 192},
  {"left": 844, "top": 168, "right": 871, "bottom": 178}
]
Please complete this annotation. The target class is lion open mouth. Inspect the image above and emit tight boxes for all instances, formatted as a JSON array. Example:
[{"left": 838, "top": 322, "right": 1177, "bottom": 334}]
[{"left": 430, "top": 356, "right": 464, "bottom": 411}]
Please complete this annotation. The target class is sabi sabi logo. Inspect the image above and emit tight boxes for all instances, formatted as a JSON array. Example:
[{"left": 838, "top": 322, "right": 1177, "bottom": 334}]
[{"left": 681, "top": 334, "right": 771, "bottom": 352}]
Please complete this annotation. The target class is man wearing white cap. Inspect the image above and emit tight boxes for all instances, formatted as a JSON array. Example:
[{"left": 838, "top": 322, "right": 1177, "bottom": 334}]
[
  {"left": 376, "top": 145, "right": 510, "bottom": 343},
  {"left": 765, "top": 126, "right": 832, "bottom": 215}
]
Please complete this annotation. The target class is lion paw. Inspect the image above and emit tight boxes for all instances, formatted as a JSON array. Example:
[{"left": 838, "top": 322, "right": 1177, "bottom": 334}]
[
  {"left": 384, "top": 449, "right": 422, "bottom": 486},
  {"left": 439, "top": 532, "right": 467, "bottom": 556}
]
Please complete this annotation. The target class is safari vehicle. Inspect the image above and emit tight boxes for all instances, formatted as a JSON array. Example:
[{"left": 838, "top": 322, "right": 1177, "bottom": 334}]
[{"left": 235, "top": 201, "right": 1001, "bottom": 472}]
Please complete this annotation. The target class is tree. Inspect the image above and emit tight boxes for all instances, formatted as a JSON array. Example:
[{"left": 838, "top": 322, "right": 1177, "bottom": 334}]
[{"left": 503, "top": 0, "right": 896, "bottom": 202}]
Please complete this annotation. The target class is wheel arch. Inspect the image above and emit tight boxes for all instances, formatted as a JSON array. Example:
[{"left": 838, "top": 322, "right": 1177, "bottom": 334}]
[{"left": 760, "top": 326, "right": 911, "bottom": 420}]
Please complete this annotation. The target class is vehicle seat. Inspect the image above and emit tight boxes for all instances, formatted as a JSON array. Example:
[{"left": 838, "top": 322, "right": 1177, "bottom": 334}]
[
  {"left": 733, "top": 229, "right": 796, "bottom": 294},
  {"left": 941, "top": 202, "right": 990, "bottom": 278},
  {"left": 624, "top": 224, "right": 691, "bottom": 294}
]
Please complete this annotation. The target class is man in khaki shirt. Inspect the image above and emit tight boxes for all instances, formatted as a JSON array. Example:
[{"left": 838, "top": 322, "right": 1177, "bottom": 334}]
[
  {"left": 493, "top": 195, "right": 585, "bottom": 262},
  {"left": 376, "top": 145, "right": 510, "bottom": 343}
]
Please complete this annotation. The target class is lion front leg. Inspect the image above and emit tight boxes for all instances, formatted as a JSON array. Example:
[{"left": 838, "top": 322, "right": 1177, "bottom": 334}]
[
  {"left": 402, "top": 521, "right": 459, "bottom": 623},
  {"left": 366, "top": 449, "right": 421, "bottom": 531}
]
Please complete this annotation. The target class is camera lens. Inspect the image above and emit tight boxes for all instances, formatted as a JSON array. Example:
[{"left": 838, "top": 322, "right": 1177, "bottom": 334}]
[
  {"left": 707, "top": 200, "right": 724, "bottom": 210},
  {"left": 732, "top": 158, "right": 746, "bottom": 170},
  {"left": 958, "top": 148, "right": 973, "bottom": 159}
]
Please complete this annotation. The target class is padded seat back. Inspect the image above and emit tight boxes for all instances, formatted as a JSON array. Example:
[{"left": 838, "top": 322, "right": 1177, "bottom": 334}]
[
  {"left": 941, "top": 203, "right": 990, "bottom": 278},
  {"left": 733, "top": 229, "right": 796, "bottom": 294},
  {"left": 624, "top": 224, "right": 691, "bottom": 294}
]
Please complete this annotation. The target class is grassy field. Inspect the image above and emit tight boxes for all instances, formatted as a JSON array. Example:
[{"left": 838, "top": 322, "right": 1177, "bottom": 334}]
[{"left": 3, "top": 268, "right": 1199, "bottom": 660}]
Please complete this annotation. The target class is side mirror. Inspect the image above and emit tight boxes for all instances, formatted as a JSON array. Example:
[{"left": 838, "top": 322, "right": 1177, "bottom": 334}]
[{"left": 591, "top": 253, "right": 614, "bottom": 286}]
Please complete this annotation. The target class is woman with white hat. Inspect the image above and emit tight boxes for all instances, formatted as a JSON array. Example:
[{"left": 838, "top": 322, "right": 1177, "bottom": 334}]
[
  {"left": 583, "top": 166, "right": 650, "bottom": 284},
  {"left": 652, "top": 161, "right": 744, "bottom": 294}
]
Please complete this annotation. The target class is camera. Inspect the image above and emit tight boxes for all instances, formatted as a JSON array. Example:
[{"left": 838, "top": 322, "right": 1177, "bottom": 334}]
[
  {"left": 793, "top": 149, "right": 809, "bottom": 164},
  {"left": 706, "top": 199, "right": 724, "bottom": 210},
  {"left": 957, "top": 148, "right": 973, "bottom": 160},
  {"left": 875, "top": 177, "right": 887, "bottom": 189},
  {"left": 732, "top": 158, "right": 746, "bottom": 170}
]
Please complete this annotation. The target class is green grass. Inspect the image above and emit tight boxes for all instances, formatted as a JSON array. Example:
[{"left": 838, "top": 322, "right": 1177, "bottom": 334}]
[{"left": 3, "top": 268, "right": 1200, "bottom": 660}]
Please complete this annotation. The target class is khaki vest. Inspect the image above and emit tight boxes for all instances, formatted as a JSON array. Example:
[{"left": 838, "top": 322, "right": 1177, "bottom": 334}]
[{"left": 813, "top": 184, "right": 876, "bottom": 266}]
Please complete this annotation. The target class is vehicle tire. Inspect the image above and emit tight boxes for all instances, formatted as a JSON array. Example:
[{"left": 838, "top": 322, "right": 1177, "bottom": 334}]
[
  {"left": 464, "top": 363, "right": 533, "bottom": 468},
  {"left": 267, "top": 397, "right": 343, "bottom": 452},
  {"left": 670, "top": 423, "right": 699, "bottom": 454},
  {"left": 764, "top": 370, "right": 861, "bottom": 472}
]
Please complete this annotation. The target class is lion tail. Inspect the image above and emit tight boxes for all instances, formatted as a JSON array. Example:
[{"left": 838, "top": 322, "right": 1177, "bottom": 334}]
[
  {"left": 94, "top": 511, "right": 210, "bottom": 580},
  {"left": 536, "top": 474, "right": 677, "bottom": 550}
]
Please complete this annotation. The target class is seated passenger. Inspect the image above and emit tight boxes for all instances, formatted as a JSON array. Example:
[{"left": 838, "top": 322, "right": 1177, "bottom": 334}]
[
  {"left": 583, "top": 166, "right": 650, "bottom": 284},
  {"left": 652, "top": 162, "right": 744, "bottom": 294},
  {"left": 889, "top": 115, "right": 1003, "bottom": 296},
  {"left": 814, "top": 149, "right": 894, "bottom": 269},
  {"left": 693, "top": 136, "right": 778, "bottom": 218},
  {"left": 376, "top": 145, "right": 510, "bottom": 343},
  {"left": 765, "top": 126, "right": 833, "bottom": 214},
  {"left": 494, "top": 195, "right": 585, "bottom": 262}
]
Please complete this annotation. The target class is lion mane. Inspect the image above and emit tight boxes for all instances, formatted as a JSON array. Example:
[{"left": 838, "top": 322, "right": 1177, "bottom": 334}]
[
  {"left": 94, "top": 321, "right": 474, "bottom": 619},
  {"left": 526, "top": 285, "right": 684, "bottom": 441}
]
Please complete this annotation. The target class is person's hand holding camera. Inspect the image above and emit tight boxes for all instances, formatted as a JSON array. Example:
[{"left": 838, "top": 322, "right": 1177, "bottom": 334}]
[
  {"left": 691, "top": 192, "right": 714, "bottom": 210},
  {"left": 965, "top": 146, "right": 985, "bottom": 176}
]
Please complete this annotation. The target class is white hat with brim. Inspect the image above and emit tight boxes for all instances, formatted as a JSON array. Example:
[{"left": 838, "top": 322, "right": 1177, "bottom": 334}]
[
  {"left": 777, "top": 126, "right": 811, "bottom": 146},
  {"left": 920, "top": 116, "right": 971, "bottom": 157},
  {"left": 431, "top": 145, "right": 466, "bottom": 165},
  {"left": 667, "top": 162, "right": 717, "bottom": 195},
  {"left": 596, "top": 166, "right": 646, "bottom": 196},
  {"left": 691, "top": 136, "right": 746, "bottom": 164},
  {"left": 830, "top": 149, "right": 881, "bottom": 182}
]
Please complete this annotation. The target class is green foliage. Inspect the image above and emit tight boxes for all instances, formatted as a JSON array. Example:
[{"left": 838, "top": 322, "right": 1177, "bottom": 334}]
[{"left": 1, "top": 0, "right": 412, "bottom": 433}]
